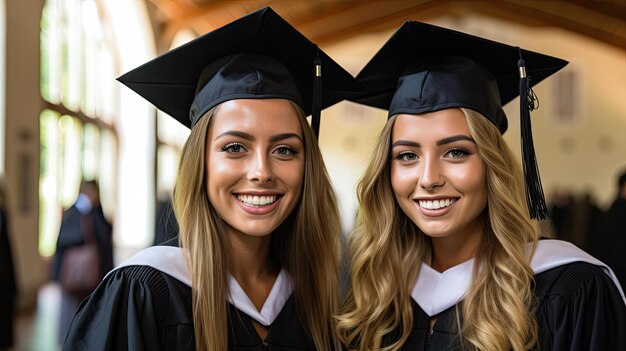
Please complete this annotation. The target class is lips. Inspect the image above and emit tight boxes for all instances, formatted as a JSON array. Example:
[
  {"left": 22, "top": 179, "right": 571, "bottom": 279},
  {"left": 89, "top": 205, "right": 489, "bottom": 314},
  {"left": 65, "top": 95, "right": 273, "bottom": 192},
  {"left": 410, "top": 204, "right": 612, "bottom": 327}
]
[
  {"left": 236, "top": 194, "right": 281, "bottom": 207},
  {"left": 418, "top": 198, "right": 457, "bottom": 210}
]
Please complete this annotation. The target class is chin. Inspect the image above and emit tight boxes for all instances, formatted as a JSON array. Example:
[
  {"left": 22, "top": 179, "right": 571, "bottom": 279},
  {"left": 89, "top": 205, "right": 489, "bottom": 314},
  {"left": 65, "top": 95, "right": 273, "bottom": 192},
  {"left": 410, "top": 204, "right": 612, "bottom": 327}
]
[
  {"left": 236, "top": 222, "right": 281, "bottom": 237},
  {"left": 244, "top": 229, "right": 274, "bottom": 237},
  {"left": 416, "top": 223, "right": 453, "bottom": 238}
]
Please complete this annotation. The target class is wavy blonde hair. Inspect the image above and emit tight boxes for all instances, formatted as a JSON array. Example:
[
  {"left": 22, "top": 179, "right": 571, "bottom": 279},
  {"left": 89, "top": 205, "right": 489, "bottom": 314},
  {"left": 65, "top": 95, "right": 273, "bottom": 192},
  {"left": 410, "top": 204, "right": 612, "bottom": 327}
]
[
  {"left": 173, "top": 101, "right": 341, "bottom": 351},
  {"left": 337, "top": 108, "right": 539, "bottom": 351}
]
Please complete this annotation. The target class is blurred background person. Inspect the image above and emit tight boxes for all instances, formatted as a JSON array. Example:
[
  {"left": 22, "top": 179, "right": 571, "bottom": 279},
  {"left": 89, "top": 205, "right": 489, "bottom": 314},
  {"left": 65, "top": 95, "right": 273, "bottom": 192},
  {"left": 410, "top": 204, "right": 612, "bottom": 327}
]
[
  {"left": 572, "top": 190, "right": 603, "bottom": 251},
  {"left": 594, "top": 168, "right": 626, "bottom": 290},
  {"left": 548, "top": 188, "right": 575, "bottom": 241},
  {"left": 0, "top": 177, "right": 17, "bottom": 351},
  {"left": 51, "top": 180, "right": 113, "bottom": 345},
  {"left": 153, "top": 190, "right": 178, "bottom": 246}
]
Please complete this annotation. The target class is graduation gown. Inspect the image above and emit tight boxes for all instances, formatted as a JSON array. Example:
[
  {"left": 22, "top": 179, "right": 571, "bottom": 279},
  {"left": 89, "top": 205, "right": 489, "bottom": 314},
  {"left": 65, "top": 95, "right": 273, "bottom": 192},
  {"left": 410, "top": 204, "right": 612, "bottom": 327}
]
[
  {"left": 52, "top": 204, "right": 114, "bottom": 283},
  {"left": 0, "top": 207, "right": 17, "bottom": 348},
  {"left": 386, "top": 240, "right": 626, "bottom": 350},
  {"left": 63, "top": 238, "right": 316, "bottom": 350},
  {"left": 595, "top": 197, "right": 626, "bottom": 291}
]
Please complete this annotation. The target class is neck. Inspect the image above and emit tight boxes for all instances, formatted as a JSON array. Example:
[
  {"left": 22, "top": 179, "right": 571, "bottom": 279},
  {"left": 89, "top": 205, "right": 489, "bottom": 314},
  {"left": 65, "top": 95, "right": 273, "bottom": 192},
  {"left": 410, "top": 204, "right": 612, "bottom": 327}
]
[
  {"left": 229, "top": 230, "right": 276, "bottom": 284},
  {"left": 430, "top": 218, "right": 485, "bottom": 272}
]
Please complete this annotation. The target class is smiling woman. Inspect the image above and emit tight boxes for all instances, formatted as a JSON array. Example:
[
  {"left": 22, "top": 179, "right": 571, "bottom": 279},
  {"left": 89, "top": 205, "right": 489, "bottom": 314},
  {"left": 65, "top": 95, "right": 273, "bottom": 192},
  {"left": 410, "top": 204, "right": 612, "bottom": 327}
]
[
  {"left": 62, "top": 7, "right": 361, "bottom": 351},
  {"left": 206, "top": 99, "right": 305, "bottom": 239},
  {"left": 390, "top": 110, "right": 487, "bottom": 261},
  {"left": 337, "top": 20, "right": 626, "bottom": 351}
]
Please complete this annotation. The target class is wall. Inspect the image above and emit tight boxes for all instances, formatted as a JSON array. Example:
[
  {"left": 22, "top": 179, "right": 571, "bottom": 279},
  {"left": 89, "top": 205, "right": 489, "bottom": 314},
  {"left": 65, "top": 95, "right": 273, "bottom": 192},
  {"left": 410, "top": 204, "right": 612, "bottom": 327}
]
[{"left": 4, "top": 0, "right": 45, "bottom": 310}]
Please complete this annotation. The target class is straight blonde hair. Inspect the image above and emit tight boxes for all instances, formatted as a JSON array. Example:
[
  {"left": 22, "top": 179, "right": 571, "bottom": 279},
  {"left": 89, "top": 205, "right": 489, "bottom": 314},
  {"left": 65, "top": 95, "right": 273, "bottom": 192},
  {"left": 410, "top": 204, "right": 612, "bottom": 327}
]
[
  {"left": 173, "top": 101, "right": 341, "bottom": 351},
  {"left": 337, "top": 108, "right": 539, "bottom": 350}
]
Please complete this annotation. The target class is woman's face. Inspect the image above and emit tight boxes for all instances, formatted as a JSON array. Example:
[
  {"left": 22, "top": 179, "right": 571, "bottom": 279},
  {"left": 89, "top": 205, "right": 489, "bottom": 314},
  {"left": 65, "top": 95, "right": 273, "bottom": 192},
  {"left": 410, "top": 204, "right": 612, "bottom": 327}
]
[
  {"left": 205, "top": 99, "right": 305, "bottom": 238},
  {"left": 390, "top": 108, "right": 488, "bottom": 242}
]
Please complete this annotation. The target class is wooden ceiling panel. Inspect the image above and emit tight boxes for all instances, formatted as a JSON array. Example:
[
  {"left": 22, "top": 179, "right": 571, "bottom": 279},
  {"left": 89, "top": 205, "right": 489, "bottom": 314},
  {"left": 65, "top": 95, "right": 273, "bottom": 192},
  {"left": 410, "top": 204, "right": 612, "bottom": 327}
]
[{"left": 147, "top": 0, "right": 626, "bottom": 53}]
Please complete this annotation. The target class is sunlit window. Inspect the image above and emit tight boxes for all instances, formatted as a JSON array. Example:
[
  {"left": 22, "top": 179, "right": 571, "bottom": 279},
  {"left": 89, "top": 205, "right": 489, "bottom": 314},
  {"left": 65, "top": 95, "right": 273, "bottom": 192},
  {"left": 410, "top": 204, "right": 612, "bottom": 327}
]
[
  {"left": 155, "top": 30, "right": 193, "bottom": 203},
  {"left": 39, "top": 0, "right": 117, "bottom": 256}
]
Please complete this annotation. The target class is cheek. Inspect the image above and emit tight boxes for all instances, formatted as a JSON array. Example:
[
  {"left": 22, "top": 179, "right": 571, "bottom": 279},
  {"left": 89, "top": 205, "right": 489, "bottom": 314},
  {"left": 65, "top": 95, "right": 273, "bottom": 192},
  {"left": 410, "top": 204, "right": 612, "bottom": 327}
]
[
  {"left": 207, "top": 155, "right": 234, "bottom": 175},
  {"left": 459, "top": 163, "right": 488, "bottom": 204},
  {"left": 391, "top": 164, "right": 415, "bottom": 195},
  {"left": 205, "top": 153, "right": 236, "bottom": 197}
]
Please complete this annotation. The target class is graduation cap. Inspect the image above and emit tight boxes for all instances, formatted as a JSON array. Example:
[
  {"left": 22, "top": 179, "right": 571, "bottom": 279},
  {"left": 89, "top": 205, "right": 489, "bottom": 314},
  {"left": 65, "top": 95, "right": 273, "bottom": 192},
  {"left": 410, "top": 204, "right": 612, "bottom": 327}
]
[
  {"left": 117, "top": 7, "right": 362, "bottom": 136},
  {"left": 354, "top": 21, "right": 568, "bottom": 219}
]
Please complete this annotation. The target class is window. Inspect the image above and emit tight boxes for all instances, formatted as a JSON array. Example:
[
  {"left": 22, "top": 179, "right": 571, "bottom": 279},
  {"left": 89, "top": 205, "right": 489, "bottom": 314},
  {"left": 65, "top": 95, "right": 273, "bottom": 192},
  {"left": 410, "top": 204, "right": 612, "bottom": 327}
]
[{"left": 39, "top": 0, "right": 117, "bottom": 256}]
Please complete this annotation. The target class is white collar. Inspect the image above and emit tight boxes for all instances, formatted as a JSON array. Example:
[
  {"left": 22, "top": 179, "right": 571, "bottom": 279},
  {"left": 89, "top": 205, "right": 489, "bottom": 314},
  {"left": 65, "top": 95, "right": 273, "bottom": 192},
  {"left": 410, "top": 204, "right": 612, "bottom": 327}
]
[
  {"left": 110, "top": 246, "right": 293, "bottom": 326},
  {"left": 228, "top": 269, "right": 293, "bottom": 326},
  {"left": 110, "top": 246, "right": 191, "bottom": 285},
  {"left": 411, "top": 239, "right": 626, "bottom": 317}
]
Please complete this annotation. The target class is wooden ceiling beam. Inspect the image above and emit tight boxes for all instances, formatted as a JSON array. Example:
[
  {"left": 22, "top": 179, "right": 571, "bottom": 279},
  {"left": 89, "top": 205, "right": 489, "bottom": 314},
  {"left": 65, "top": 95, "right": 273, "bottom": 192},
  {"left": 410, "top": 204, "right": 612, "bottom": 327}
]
[
  {"left": 150, "top": 0, "right": 626, "bottom": 53},
  {"left": 566, "top": 0, "right": 626, "bottom": 22},
  {"left": 293, "top": 1, "right": 447, "bottom": 45},
  {"left": 149, "top": 0, "right": 190, "bottom": 19},
  {"left": 306, "top": 0, "right": 626, "bottom": 50},
  {"left": 158, "top": 0, "right": 274, "bottom": 51},
  {"left": 492, "top": 1, "right": 626, "bottom": 50}
]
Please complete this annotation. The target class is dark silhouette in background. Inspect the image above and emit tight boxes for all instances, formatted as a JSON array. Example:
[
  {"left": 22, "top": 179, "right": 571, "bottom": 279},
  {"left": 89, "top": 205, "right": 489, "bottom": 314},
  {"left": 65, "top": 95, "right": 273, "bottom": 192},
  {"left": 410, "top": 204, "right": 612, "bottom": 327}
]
[
  {"left": 154, "top": 192, "right": 178, "bottom": 246},
  {"left": 549, "top": 189, "right": 603, "bottom": 252},
  {"left": 549, "top": 189, "right": 575, "bottom": 240},
  {"left": 570, "top": 191, "right": 602, "bottom": 251},
  {"left": 0, "top": 178, "right": 17, "bottom": 350},
  {"left": 594, "top": 169, "right": 626, "bottom": 290},
  {"left": 52, "top": 180, "right": 113, "bottom": 344}
]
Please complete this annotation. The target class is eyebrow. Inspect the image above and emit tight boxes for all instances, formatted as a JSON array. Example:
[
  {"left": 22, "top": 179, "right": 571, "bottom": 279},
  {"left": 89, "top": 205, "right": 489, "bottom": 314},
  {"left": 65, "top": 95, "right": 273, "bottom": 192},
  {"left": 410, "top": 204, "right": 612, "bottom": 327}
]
[
  {"left": 215, "top": 131, "right": 303, "bottom": 143},
  {"left": 436, "top": 135, "right": 475, "bottom": 146},
  {"left": 215, "top": 131, "right": 253, "bottom": 141},
  {"left": 270, "top": 133, "right": 303, "bottom": 143},
  {"left": 391, "top": 135, "right": 475, "bottom": 148},
  {"left": 391, "top": 140, "right": 420, "bottom": 148}
]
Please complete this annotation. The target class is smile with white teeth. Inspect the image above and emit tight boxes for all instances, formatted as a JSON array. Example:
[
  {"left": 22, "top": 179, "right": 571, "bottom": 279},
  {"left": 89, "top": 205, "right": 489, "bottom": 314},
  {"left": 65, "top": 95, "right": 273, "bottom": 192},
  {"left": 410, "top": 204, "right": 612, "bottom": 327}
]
[
  {"left": 236, "top": 194, "right": 278, "bottom": 207},
  {"left": 418, "top": 198, "right": 456, "bottom": 210}
]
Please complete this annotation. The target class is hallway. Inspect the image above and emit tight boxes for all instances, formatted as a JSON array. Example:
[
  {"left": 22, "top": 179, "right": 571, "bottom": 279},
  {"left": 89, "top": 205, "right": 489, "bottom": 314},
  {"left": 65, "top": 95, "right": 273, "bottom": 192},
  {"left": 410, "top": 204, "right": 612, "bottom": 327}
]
[{"left": 13, "top": 283, "right": 62, "bottom": 351}]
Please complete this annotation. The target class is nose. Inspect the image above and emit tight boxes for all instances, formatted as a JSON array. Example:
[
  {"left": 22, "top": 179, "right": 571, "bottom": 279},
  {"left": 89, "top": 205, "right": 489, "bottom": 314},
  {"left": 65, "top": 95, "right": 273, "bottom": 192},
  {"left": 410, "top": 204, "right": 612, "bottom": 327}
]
[
  {"left": 247, "top": 150, "right": 275, "bottom": 183},
  {"left": 419, "top": 157, "right": 444, "bottom": 190}
]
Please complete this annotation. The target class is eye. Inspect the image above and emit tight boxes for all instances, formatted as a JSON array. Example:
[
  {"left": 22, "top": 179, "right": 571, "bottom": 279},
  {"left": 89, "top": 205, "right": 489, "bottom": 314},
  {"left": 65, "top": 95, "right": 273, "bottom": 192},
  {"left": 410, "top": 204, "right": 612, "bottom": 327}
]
[
  {"left": 221, "top": 142, "right": 246, "bottom": 154},
  {"left": 273, "top": 145, "right": 298, "bottom": 157},
  {"left": 445, "top": 148, "right": 470, "bottom": 159},
  {"left": 395, "top": 151, "right": 418, "bottom": 162}
]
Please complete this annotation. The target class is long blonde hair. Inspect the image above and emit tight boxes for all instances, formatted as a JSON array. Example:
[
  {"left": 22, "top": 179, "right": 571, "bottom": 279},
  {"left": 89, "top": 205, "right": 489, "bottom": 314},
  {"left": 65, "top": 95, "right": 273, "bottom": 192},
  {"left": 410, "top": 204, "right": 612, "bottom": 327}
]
[
  {"left": 173, "top": 101, "right": 341, "bottom": 351},
  {"left": 337, "top": 108, "right": 539, "bottom": 350}
]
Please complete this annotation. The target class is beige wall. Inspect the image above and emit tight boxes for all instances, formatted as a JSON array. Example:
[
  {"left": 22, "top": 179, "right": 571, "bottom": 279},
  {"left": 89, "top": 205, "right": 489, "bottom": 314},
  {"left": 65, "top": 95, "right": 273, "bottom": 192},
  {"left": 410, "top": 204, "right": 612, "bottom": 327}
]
[
  {"left": 4, "top": 0, "right": 45, "bottom": 310},
  {"left": 321, "top": 14, "right": 626, "bottom": 233}
]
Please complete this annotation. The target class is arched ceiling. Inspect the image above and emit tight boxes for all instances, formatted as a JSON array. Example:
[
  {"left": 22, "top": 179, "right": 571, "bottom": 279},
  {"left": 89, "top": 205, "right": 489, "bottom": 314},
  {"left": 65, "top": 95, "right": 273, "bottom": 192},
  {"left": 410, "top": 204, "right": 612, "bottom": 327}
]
[{"left": 146, "top": 0, "right": 626, "bottom": 53}]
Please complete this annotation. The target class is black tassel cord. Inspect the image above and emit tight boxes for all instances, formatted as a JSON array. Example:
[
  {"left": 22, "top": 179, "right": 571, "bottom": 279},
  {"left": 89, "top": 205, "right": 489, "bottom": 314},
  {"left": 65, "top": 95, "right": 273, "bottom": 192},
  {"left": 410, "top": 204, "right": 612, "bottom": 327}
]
[
  {"left": 518, "top": 48, "right": 550, "bottom": 220},
  {"left": 311, "top": 47, "right": 322, "bottom": 139}
]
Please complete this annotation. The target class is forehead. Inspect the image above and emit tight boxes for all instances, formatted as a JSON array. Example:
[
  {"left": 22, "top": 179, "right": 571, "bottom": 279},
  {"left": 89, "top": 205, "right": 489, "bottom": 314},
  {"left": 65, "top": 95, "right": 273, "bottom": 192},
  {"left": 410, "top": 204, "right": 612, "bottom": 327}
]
[
  {"left": 209, "top": 99, "right": 303, "bottom": 137},
  {"left": 391, "top": 109, "right": 470, "bottom": 141}
]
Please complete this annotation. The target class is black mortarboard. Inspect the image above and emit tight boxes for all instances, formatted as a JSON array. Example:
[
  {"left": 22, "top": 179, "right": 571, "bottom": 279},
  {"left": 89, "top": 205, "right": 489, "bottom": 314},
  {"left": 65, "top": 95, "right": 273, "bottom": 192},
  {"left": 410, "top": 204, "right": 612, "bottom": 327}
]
[
  {"left": 117, "top": 7, "right": 362, "bottom": 136},
  {"left": 354, "top": 21, "right": 568, "bottom": 219}
]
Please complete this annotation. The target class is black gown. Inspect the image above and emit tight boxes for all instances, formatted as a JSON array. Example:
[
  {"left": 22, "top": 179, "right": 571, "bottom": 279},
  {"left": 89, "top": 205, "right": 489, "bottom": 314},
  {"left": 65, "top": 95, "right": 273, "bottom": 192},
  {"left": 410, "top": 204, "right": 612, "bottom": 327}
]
[
  {"left": 388, "top": 262, "right": 626, "bottom": 350},
  {"left": 0, "top": 207, "right": 17, "bottom": 348},
  {"left": 595, "top": 197, "right": 626, "bottom": 291},
  {"left": 63, "top": 240, "right": 316, "bottom": 350},
  {"left": 52, "top": 204, "right": 114, "bottom": 283}
]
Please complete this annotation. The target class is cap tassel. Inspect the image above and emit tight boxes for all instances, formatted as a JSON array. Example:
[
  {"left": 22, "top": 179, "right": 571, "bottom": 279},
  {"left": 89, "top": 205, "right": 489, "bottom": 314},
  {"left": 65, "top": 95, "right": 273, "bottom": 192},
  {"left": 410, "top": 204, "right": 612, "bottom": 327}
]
[
  {"left": 312, "top": 46, "right": 322, "bottom": 139},
  {"left": 518, "top": 48, "right": 549, "bottom": 220}
]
